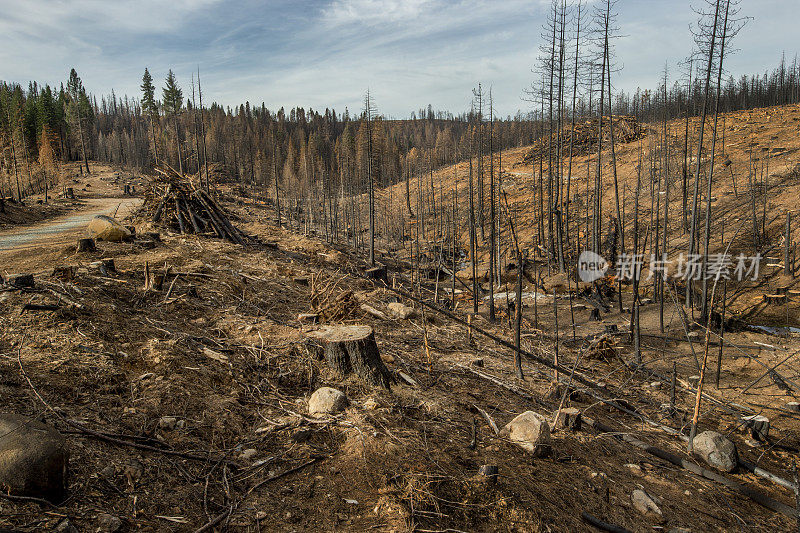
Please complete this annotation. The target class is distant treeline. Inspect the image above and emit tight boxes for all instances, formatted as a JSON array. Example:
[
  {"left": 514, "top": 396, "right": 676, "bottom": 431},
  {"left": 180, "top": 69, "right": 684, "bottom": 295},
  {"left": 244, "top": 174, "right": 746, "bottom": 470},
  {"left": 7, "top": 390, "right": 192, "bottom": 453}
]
[{"left": 0, "top": 56, "right": 797, "bottom": 202}]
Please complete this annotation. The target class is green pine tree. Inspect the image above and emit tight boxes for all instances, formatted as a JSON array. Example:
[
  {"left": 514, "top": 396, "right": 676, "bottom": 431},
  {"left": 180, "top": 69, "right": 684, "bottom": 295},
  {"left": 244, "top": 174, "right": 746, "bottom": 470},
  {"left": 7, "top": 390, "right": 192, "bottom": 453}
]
[
  {"left": 141, "top": 68, "right": 159, "bottom": 166},
  {"left": 66, "top": 68, "right": 90, "bottom": 174},
  {"left": 162, "top": 70, "right": 184, "bottom": 173}
]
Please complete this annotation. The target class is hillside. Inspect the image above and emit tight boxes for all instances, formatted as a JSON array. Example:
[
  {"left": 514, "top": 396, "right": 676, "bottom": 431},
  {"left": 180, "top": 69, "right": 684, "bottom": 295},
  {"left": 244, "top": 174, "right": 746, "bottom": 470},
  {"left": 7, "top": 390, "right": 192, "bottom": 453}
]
[{"left": 0, "top": 148, "right": 799, "bottom": 532}]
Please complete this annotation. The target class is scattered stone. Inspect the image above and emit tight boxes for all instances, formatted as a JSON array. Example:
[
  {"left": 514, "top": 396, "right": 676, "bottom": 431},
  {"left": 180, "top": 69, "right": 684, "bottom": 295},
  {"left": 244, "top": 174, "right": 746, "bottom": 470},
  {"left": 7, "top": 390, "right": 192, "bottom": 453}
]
[
  {"left": 96, "top": 513, "right": 123, "bottom": 533},
  {"left": 363, "top": 398, "right": 379, "bottom": 410},
  {"left": 625, "top": 463, "right": 643, "bottom": 475},
  {"left": 158, "top": 416, "right": 178, "bottom": 430},
  {"left": 688, "top": 375, "right": 701, "bottom": 387},
  {"left": 631, "top": 488, "right": 662, "bottom": 517},
  {"left": 298, "top": 313, "right": 319, "bottom": 325},
  {"left": 239, "top": 448, "right": 258, "bottom": 460},
  {"left": 477, "top": 464, "right": 499, "bottom": 483},
  {"left": 100, "top": 465, "right": 116, "bottom": 479},
  {"left": 554, "top": 407, "right": 582, "bottom": 431},
  {"left": 692, "top": 430, "right": 738, "bottom": 472},
  {"left": 499, "top": 411, "right": 551, "bottom": 456},
  {"left": 308, "top": 387, "right": 349, "bottom": 416},
  {"left": 387, "top": 302, "right": 416, "bottom": 319},
  {"left": 123, "top": 459, "right": 143, "bottom": 484},
  {"left": 650, "top": 381, "right": 662, "bottom": 388},
  {"left": 0, "top": 413, "right": 68, "bottom": 501},
  {"left": 87, "top": 215, "right": 132, "bottom": 242},
  {"left": 55, "top": 518, "right": 79, "bottom": 533}
]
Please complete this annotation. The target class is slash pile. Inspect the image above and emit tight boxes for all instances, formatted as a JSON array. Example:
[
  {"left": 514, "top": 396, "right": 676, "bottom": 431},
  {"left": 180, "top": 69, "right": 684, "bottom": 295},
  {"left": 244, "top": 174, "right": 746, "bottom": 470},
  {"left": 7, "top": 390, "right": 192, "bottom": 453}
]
[
  {"left": 521, "top": 115, "right": 645, "bottom": 164},
  {"left": 142, "top": 166, "right": 252, "bottom": 245}
]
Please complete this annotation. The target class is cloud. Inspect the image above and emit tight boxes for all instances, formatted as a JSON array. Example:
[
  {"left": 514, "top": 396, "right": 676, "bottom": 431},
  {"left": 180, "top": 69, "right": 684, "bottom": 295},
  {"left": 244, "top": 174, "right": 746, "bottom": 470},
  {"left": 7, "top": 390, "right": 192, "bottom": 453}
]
[{"left": 321, "top": 0, "right": 436, "bottom": 26}]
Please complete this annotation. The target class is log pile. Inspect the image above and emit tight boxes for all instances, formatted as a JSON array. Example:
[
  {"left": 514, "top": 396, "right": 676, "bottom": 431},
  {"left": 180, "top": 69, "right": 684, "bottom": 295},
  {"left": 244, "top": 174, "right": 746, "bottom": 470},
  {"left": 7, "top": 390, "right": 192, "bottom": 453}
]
[
  {"left": 521, "top": 115, "right": 645, "bottom": 165},
  {"left": 142, "top": 166, "right": 252, "bottom": 245}
]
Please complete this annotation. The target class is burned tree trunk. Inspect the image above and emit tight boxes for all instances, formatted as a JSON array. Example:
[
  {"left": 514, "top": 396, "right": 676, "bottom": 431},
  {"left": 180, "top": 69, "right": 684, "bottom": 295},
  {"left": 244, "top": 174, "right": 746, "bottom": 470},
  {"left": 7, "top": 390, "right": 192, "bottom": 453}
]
[{"left": 307, "top": 325, "right": 392, "bottom": 388}]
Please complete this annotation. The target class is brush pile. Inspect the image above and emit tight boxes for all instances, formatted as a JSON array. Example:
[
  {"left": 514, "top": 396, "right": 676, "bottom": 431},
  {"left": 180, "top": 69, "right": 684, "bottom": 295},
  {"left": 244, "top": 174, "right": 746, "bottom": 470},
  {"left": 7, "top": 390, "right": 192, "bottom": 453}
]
[
  {"left": 142, "top": 166, "right": 252, "bottom": 245},
  {"left": 521, "top": 115, "right": 644, "bottom": 164}
]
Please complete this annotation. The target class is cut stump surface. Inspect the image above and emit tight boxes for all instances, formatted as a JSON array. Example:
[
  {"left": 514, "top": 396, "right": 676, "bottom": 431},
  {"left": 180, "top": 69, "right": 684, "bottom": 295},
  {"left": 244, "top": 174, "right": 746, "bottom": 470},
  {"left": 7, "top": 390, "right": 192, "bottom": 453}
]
[{"left": 307, "top": 325, "right": 392, "bottom": 388}]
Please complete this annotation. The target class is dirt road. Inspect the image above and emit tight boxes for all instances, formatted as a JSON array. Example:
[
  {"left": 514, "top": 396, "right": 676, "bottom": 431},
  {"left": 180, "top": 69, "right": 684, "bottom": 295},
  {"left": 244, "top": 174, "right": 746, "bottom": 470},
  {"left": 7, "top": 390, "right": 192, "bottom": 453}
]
[{"left": 0, "top": 197, "right": 142, "bottom": 253}]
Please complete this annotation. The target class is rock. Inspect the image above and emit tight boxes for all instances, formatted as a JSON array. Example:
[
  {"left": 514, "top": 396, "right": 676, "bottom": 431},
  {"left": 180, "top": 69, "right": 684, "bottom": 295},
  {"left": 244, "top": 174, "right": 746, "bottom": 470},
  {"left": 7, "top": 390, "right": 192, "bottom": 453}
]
[
  {"left": 631, "top": 488, "right": 662, "bottom": 517},
  {"left": 0, "top": 413, "right": 68, "bottom": 502},
  {"left": 625, "top": 463, "right": 643, "bottom": 475},
  {"left": 308, "top": 387, "right": 348, "bottom": 416},
  {"left": 239, "top": 448, "right": 258, "bottom": 460},
  {"left": 55, "top": 518, "right": 78, "bottom": 533},
  {"left": 387, "top": 302, "right": 416, "bottom": 319},
  {"left": 786, "top": 402, "right": 800, "bottom": 413},
  {"left": 158, "top": 416, "right": 180, "bottom": 430},
  {"left": 692, "top": 430, "right": 738, "bottom": 472},
  {"left": 96, "top": 513, "right": 123, "bottom": 533},
  {"left": 477, "top": 464, "right": 498, "bottom": 483},
  {"left": 688, "top": 375, "right": 701, "bottom": 387},
  {"left": 87, "top": 215, "right": 132, "bottom": 242},
  {"left": 499, "top": 411, "right": 551, "bottom": 456},
  {"left": 298, "top": 313, "right": 319, "bottom": 324},
  {"left": 363, "top": 398, "right": 379, "bottom": 410}
]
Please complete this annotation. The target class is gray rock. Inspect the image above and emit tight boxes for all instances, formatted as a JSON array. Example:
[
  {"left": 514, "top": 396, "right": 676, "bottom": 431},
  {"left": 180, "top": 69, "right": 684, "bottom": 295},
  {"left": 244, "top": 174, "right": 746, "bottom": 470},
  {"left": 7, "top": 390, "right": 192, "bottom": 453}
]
[
  {"left": 308, "top": 387, "right": 348, "bottom": 416},
  {"left": 499, "top": 411, "right": 551, "bottom": 456},
  {"left": 96, "top": 513, "right": 122, "bottom": 533},
  {"left": 55, "top": 518, "right": 78, "bottom": 533},
  {"left": 631, "top": 488, "right": 662, "bottom": 516},
  {"left": 387, "top": 302, "right": 416, "bottom": 319},
  {"left": 692, "top": 430, "right": 738, "bottom": 472},
  {"left": 0, "top": 413, "right": 68, "bottom": 502}
]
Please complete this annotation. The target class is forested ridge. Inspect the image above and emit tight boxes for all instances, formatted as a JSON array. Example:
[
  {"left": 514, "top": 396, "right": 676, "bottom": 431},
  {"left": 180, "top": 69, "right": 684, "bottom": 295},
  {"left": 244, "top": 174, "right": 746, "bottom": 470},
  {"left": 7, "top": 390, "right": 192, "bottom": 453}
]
[{"left": 0, "top": 53, "right": 798, "bottom": 205}]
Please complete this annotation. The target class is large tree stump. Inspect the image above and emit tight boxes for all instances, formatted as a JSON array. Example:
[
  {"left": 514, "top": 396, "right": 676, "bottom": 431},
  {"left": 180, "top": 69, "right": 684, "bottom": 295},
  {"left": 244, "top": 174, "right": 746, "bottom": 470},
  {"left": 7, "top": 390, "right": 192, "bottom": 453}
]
[{"left": 307, "top": 325, "right": 392, "bottom": 388}]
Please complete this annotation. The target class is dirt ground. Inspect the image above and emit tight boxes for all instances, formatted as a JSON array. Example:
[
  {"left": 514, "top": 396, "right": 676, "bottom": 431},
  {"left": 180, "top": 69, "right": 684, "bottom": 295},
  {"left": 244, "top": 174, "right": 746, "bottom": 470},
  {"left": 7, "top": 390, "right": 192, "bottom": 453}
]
[
  {"left": 3, "top": 102, "right": 800, "bottom": 532},
  {"left": 0, "top": 101, "right": 800, "bottom": 532}
]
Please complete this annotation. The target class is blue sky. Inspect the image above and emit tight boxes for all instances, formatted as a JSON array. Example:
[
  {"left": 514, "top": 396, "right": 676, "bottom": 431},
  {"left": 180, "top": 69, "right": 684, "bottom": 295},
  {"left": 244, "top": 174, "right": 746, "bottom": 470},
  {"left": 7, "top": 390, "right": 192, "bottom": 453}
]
[{"left": 0, "top": 0, "right": 796, "bottom": 118}]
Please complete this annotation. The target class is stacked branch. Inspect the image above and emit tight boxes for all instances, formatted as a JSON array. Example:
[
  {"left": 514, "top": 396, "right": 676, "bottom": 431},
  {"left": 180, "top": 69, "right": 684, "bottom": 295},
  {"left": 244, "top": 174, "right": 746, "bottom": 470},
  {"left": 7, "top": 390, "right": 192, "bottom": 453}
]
[
  {"left": 521, "top": 115, "right": 645, "bottom": 164},
  {"left": 142, "top": 166, "right": 252, "bottom": 245}
]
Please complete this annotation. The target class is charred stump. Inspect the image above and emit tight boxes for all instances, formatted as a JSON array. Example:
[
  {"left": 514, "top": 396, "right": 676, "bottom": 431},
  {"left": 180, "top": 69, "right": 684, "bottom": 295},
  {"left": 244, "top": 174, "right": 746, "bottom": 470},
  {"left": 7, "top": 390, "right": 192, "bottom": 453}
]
[
  {"left": 76, "top": 238, "right": 96, "bottom": 253},
  {"left": 307, "top": 325, "right": 392, "bottom": 388}
]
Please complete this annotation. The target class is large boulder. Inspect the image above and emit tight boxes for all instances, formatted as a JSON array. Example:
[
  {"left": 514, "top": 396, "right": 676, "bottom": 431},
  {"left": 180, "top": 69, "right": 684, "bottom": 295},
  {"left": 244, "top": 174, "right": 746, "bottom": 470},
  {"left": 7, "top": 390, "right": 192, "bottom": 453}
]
[
  {"left": 87, "top": 215, "right": 131, "bottom": 242},
  {"left": 499, "top": 411, "right": 551, "bottom": 456},
  {"left": 692, "top": 430, "right": 738, "bottom": 472},
  {"left": 308, "top": 387, "right": 348, "bottom": 416},
  {"left": 0, "top": 413, "right": 69, "bottom": 501}
]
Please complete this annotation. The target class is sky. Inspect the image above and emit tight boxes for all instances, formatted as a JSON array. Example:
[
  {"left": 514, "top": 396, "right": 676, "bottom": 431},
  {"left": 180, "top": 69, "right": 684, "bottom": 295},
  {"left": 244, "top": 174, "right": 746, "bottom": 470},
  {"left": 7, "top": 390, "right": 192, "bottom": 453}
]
[{"left": 0, "top": 0, "right": 796, "bottom": 118}]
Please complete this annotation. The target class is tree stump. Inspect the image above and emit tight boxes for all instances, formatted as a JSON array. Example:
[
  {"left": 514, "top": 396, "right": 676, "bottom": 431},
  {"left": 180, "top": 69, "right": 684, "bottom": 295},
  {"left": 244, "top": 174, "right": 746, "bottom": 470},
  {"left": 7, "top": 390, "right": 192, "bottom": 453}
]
[
  {"left": 90, "top": 258, "right": 116, "bottom": 276},
  {"left": 76, "top": 238, "right": 96, "bottom": 253},
  {"left": 365, "top": 266, "right": 387, "bottom": 283},
  {"left": 741, "top": 414, "right": 770, "bottom": 441},
  {"left": 555, "top": 407, "right": 582, "bottom": 431},
  {"left": 306, "top": 325, "right": 392, "bottom": 388},
  {"left": 65, "top": 187, "right": 75, "bottom": 199},
  {"left": 8, "top": 274, "right": 34, "bottom": 289}
]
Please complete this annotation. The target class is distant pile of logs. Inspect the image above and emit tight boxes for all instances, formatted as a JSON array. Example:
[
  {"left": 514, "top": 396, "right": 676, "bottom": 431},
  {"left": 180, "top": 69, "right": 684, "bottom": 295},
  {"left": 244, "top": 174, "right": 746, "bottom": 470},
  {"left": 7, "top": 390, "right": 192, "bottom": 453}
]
[
  {"left": 522, "top": 115, "right": 645, "bottom": 164},
  {"left": 144, "top": 166, "right": 251, "bottom": 245}
]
